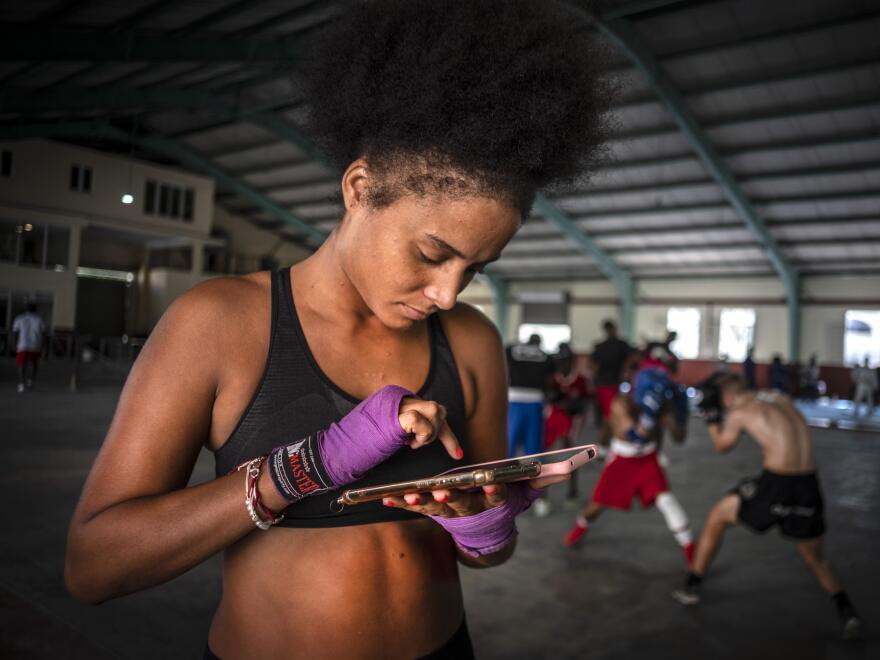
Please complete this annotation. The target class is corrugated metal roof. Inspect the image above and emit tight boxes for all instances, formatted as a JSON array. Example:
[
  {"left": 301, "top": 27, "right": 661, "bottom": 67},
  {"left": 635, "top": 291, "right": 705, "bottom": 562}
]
[{"left": 0, "top": 0, "right": 878, "bottom": 279}]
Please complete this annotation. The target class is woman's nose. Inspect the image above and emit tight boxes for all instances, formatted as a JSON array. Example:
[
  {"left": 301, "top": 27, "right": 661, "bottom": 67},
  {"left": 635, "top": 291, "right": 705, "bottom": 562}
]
[{"left": 423, "top": 271, "right": 461, "bottom": 310}]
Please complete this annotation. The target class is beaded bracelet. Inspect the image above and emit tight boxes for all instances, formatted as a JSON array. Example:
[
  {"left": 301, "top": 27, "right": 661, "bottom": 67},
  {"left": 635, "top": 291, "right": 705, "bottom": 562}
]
[{"left": 236, "top": 457, "right": 285, "bottom": 530}]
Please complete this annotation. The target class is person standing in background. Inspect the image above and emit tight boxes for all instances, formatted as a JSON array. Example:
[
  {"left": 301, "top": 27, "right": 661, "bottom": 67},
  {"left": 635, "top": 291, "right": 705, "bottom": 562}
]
[
  {"left": 545, "top": 343, "right": 592, "bottom": 503},
  {"left": 12, "top": 302, "right": 46, "bottom": 393},
  {"left": 506, "top": 334, "right": 555, "bottom": 457},
  {"left": 743, "top": 347, "right": 757, "bottom": 390},
  {"left": 852, "top": 358, "right": 877, "bottom": 416},
  {"left": 506, "top": 334, "right": 556, "bottom": 516},
  {"left": 591, "top": 320, "right": 633, "bottom": 443},
  {"left": 801, "top": 354, "right": 821, "bottom": 401},
  {"left": 769, "top": 355, "right": 788, "bottom": 392}
]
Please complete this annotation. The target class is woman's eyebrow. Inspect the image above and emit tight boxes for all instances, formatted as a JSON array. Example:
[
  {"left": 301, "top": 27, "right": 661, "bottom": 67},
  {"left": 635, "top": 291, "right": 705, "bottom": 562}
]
[
  {"left": 426, "top": 234, "right": 466, "bottom": 259},
  {"left": 426, "top": 234, "right": 502, "bottom": 264}
]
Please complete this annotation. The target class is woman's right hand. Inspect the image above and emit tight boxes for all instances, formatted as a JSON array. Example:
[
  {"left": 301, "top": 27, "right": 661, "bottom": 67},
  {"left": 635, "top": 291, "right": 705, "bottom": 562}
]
[
  {"left": 398, "top": 397, "right": 463, "bottom": 458},
  {"left": 264, "top": 386, "right": 463, "bottom": 508}
]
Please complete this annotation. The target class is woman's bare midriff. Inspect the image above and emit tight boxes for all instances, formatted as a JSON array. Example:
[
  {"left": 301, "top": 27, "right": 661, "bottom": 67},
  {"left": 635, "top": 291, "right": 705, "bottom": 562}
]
[{"left": 208, "top": 518, "right": 464, "bottom": 660}]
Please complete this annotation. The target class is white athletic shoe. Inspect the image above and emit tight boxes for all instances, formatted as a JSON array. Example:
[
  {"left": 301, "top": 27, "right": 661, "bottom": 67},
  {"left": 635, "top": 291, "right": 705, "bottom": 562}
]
[
  {"left": 16, "top": 383, "right": 25, "bottom": 393},
  {"left": 671, "top": 587, "right": 701, "bottom": 606},
  {"left": 842, "top": 615, "right": 863, "bottom": 641},
  {"left": 533, "top": 498, "right": 551, "bottom": 518}
]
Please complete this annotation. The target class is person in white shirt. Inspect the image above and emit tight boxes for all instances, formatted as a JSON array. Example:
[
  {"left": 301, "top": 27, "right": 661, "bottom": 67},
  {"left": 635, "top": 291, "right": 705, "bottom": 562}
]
[
  {"left": 852, "top": 358, "right": 878, "bottom": 416},
  {"left": 12, "top": 303, "right": 46, "bottom": 392}
]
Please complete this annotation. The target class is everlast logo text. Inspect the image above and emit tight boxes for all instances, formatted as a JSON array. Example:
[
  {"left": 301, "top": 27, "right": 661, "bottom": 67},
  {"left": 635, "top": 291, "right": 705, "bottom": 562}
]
[{"left": 287, "top": 447, "right": 321, "bottom": 495}]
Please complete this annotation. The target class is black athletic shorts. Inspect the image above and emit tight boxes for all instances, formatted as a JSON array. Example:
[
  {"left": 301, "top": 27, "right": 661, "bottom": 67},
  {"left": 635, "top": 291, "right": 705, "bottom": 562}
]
[
  {"left": 732, "top": 470, "right": 825, "bottom": 540},
  {"left": 204, "top": 616, "right": 475, "bottom": 659}
]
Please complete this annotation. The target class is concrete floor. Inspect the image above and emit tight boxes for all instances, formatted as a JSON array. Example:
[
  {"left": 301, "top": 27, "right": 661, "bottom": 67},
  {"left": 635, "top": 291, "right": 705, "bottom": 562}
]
[{"left": 1, "top": 361, "right": 878, "bottom": 660}]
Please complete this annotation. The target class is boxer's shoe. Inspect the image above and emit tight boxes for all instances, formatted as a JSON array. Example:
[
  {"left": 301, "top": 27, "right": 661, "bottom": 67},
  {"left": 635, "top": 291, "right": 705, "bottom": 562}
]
[
  {"left": 533, "top": 498, "right": 551, "bottom": 518},
  {"left": 562, "top": 521, "right": 587, "bottom": 547},
  {"left": 841, "top": 610, "right": 863, "bottom": 641},
  {"left": 671, "top": 584, "right": 701, "bottom": 606}
]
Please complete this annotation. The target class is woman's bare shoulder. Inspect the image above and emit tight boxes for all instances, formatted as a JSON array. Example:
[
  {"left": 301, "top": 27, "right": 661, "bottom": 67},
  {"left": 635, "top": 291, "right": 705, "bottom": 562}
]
[
  {"left": 178, "top": 272, "right": 269, "bottom": 312},
  {"left": 163, "top": 272, "right": 271, "bottom": 334},
  {"left": 439, "top": 302, "right": 502, "bottom": 349},
  {"left": 142, "top": 272, "right": 273, "bottom": 378}
]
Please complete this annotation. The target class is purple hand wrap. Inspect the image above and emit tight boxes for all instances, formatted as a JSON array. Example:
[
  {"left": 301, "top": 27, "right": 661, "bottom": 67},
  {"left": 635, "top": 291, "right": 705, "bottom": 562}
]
[
  {"left": 430, "top": 483, "right": 544, "bottom": 558},
  {"left": 268, "top": 385, "right": 415, "bottom": 503}
]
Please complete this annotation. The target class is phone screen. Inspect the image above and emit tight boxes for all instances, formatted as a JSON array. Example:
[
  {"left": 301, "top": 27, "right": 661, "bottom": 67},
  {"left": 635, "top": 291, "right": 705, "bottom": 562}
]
[{"left": 437, "top": 445, "right": 594, "bottom": 477}]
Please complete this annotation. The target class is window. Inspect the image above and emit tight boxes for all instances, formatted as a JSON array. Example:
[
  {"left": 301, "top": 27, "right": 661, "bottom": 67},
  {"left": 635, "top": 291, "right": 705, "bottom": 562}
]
[
  {"left": 70, "top": 164, "right": 92, "bottom": 193},
  {"left": 844, "top": 310, "right": 880, "bottom": 367},
  {"left": 517, "top": 291, "right": 569, "bottom": 353},
  {"left": 183, "top": 188, "right": 194, "bottom": 220},
  {"left": 666, "top": 307, "right": 701, "bottom": 359},
  {"left": 170, "top": 187, "right": 181, "bottom": 218},
  {"left": 203, "top": 244, "right": 229, "bottom": 274},
  {"left": 18, "top": 223, "right": 46, "bottom": 267},
  {"left": 46, "top": 226, "right": 70, "bottom": 270},
  {"left": 144, "top": 179, "right": 157, "bottom": 214},
  {"left": 517, "top": 323, "right": 571, "bottom": 354},
  {"left": 0, "top": 221, "right": 70, "bottom": 270},
  {"left": 1, "top": 150, "right": 11, "bottom": 177},
  {"left": 158, "top": 184, "right": 170, "bottom": 215},
  {"left": 0, "top": 219, "right": 20, "bottom": 263},
  {"left": 144, "top": 179, "right": 195, "bottom": 222},
  {"left": 718, "top": 308, "right": 756, "bottom": 362},
  {"left": 149, "top": 245, "right": 193, "bottom": 270}
]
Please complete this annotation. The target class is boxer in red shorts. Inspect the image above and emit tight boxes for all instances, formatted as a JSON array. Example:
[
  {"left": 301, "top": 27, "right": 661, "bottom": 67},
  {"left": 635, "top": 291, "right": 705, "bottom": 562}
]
[{"left": 563, "top": 368, "right": 695, "bottom": 568}]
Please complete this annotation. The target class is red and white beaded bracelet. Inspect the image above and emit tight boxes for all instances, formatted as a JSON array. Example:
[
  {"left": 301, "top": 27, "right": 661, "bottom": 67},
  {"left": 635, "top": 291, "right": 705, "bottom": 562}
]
[{"left": 236, "top": 457, "right": 285, "bottom": 530}]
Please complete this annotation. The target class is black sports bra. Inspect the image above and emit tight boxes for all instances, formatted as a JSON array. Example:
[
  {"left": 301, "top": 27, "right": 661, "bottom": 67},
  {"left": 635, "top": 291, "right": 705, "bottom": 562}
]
[{"left": 213, "top": 268, "right": 468, "bottom": 527}]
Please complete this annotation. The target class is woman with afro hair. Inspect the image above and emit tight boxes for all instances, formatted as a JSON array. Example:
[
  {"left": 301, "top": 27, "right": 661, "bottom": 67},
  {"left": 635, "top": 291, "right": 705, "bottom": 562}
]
[{"left": 65, "top": 1, "right": 612, "bottom": 657}]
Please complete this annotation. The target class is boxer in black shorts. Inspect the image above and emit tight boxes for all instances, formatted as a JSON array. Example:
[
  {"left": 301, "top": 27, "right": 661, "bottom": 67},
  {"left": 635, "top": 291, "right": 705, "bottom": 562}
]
[
  {"left": 734, "top": 470, "right": 825, "bottom": 539},
  {"left": 672, "top": 374, "right": 863, "bottom": 641}
]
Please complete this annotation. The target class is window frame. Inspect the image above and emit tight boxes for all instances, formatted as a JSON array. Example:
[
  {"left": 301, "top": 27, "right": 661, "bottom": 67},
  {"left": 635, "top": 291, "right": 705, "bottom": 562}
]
[
  {"left": 666, "top": 306, "right": 701, "bottom": 359},
  {"left": 717, "top": 307, "right": 756, "bottom": 362}
]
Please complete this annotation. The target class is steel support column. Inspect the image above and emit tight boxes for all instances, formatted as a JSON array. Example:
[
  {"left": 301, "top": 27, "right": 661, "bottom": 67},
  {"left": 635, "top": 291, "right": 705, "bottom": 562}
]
[
  {"left": 479, "top": 272, "right": 510, "bottom": 340},
  {"left": 533, "top": 194, "right": 635, "bottom": 340},
  {"left": 599, "top": 17, "right": 801, "bottom": 359}
]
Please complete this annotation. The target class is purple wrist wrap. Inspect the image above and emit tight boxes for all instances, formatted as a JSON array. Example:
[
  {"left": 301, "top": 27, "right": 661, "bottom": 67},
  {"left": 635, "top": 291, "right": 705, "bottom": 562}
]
[
  {"left": 268, "top": 385, "right": 415, "bottom": 503},
  {"left": 430, "top": 483, "right": 544, "bottom": 558}
]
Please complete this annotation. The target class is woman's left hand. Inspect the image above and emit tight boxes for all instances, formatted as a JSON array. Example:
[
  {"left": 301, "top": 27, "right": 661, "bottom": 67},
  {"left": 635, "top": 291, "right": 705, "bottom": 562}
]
[
  {"left": 382, "top": 474, "right": 569, "bottom": 518},
  {"left": 382, "top": 483, "right": 508, "bottom": 517}
]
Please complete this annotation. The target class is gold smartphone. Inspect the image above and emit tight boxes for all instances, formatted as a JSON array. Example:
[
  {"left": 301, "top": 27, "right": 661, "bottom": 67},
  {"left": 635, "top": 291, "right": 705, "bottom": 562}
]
[{"left": 336, "top": 444, "right": 598, "bottom": 506}]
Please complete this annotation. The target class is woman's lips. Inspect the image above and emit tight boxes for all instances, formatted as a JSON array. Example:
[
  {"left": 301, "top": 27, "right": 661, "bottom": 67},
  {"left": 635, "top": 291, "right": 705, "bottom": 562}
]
[{"left": 402, "top": 303, "right": 430, "bottom": 320}]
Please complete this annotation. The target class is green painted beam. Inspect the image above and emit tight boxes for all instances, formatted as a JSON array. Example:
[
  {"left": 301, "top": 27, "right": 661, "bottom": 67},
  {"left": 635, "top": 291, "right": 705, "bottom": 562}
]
[
  {"left": 599, "top": 17, "right": 801, "bottom": 359},
  {"left": 478, "top": 272, "right": 510, "bottom": 340},
  {"left": 533, "top": 194, "right": 635, "bottom": 340},
  {"left": 0, "top": 87, "right": 220, "bottom": 114},
  {"left": 601, "top": 0, "right": 690, "bottom": 20},
  {"left": 248, "top": 112, "right": 333, "bottom": 170},
  {"left": 0, "top": 88, "right": 330, "bottom": 167},
  {"left": 0, "top": 120, "right": 326, "bottom": 244},
  {"left": 0, "top": 27, "right": 301, "bottom": 62}
]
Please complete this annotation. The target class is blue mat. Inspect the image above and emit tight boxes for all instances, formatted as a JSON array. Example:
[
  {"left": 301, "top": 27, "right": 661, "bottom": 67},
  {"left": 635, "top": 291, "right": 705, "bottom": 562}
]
[{"left": 795, "top": 399, "right": 880, "bottom": 432}]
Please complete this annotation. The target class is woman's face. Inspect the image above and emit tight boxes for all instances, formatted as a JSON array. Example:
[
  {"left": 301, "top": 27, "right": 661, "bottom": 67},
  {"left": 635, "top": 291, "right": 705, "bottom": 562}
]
[{"left": 339, "top": 186, "right": 521, "bottom": 329}]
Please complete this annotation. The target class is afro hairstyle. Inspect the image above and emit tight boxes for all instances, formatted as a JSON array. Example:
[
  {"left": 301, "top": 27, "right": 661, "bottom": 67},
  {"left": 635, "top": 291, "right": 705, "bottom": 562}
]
[{"left": 296, "top": 0, "right": 615, "bottom": 216}]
